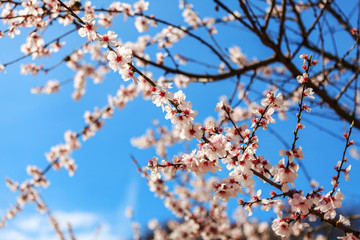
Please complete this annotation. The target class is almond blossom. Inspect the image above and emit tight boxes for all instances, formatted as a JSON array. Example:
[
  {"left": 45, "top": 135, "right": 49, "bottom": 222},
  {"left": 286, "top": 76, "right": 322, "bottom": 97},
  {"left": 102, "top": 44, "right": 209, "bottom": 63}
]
[
  {"left": 135, "top": 17, "right": 150, "bottom": 33},
  {"left": 213, "top": 178, "right": 244, "bottom": 202},
  {"left": 0, "top": 0, "right": 359, "bottom": 238},
  {"left": 78, "top": 16, "right": 97, "bottom": 41},
  {"left": 96, "top": 31, "right": 118, "bottom": 48},
  {"left": 297, "top": 73, "right": 309, "bottom": 84},
  {"left": 180, "top": 122, "right": 203, "bottom": 140},
  {"left": 303, "top": 87, "right": 315, "bottom": 99},
  {"left": 107, "top": 46, "right": 133, "bottom": 74},
  {"left": 271, "top": 218, "right": 292, "bottom": 237},
  {"left": 288, "top": 193, "right": 313, "bottom": 215},
  {"left": 279, "top": 147, "right": 305, "bottom": 162},
  {"left": 273, "top": 158, "right": 299, "bottom": 188},
  {"left": 133, "top": 0, "right": 149, "bottom": 13}
]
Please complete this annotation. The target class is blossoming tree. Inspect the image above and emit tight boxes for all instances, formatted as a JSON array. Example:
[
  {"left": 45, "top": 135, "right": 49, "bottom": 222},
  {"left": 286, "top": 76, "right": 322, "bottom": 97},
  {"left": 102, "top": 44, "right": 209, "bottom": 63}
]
[{"left": 0, "top": 0, "right": 360, "bottom": 239}]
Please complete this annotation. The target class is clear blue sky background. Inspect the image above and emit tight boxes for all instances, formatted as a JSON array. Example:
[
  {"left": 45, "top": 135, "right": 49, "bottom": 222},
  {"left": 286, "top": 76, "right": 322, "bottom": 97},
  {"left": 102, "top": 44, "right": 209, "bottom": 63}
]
[{"left": 0, "top": 0, "right": 360, "bottom": 239}]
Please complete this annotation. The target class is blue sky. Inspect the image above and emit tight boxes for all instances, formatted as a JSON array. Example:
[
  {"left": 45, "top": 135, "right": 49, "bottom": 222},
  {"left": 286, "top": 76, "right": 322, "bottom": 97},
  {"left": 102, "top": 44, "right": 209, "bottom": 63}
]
[{"left": 1, "top": 0, "right": 360, "bottom": 239}]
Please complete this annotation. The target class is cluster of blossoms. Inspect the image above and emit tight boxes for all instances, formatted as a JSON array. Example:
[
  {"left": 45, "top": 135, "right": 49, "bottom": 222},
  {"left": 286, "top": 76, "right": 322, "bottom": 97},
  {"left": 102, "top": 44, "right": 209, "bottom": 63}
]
[
  {"left": 0, "top": 128, "right": 81, "bottom": 228},
  {"left": 129, "top": 53, "right": 358, "bottom": 239},
  {"left": 173, "top": 74, "right": 191, "bottom": 88},
  {"left": 20, "top": 63, "right": 44, "bottom": 76},
  {"left": 45, "top": 130, "right": 80, "bottom": 176},
  {"left": 182, "top": 4, "right": 202, "bottom": 29},
  {"left": 0, "top": 0, "right": 156, "bottom": 93},
  {"left": 1, "top": 177, "right": 49, "bottom": 228},
  {"left": 107, "top": 46, "right": 133, "bottom": 80},
  {"left": 20, "top": 32, "right": 50, "bottom": 59},
  {"left": 134, "top": 15, "right": 155, "bottom": 33},
  {"left": 229, "top": 46, "right": 248, "bottom": 66},
  {"left": 143, "top": 86, "right": 278, "bottom": 199},
  {"left": 150, "top": 83, "right": 202, "bottom": 144},
  {"left": 152, "top": 25, "right": 186, "bottom": 48},
  {"left": 0, "top": 0, "right": 358, "bottom": 238},
  {"left": 0, "top": 76, "right": 144, "bottom": 228},
  {"left": 76, "top": 14, "right": 136, "bottom": 82},
  {"left": 131, "top": 166, "right": 275, "bottom": 239},
  {"left": 271, "top": 188, "right": 347, "bottom": 238},
  {"left": 31, "top": 80, "right": 60, "bottom": 94}
]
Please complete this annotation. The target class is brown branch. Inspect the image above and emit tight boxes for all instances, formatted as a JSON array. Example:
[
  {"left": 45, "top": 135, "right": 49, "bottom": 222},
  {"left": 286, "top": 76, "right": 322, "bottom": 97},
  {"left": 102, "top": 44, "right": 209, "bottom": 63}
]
[
  {"left": 134, "top": 54, "right": 277, "bottom": 82},
  {"left": 329, "top": 122, "right": 354, "bottom": 196},
  {"left": 327, "top": 4, "right": 357, "bottom": 41},
  {"left": 291, "top": 0, "right": 330, "bottom": 58}
]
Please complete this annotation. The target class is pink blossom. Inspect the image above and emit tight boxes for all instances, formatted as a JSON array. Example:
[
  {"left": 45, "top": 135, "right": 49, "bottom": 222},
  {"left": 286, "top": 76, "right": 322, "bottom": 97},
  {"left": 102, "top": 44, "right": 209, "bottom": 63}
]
[
  {"left": 273, "top": 158, "right": 299, "bottom": 185},
  {"left": 78, "top": 16, "right": 97, "bottom": 41},
  {"left": 206, "top": 134, "right": 231, "bottom": 160},
  {"left": 107, "top": 46, "right": 132, "bottom": 72},
  {"left": 43, "top": 80, "right": 60, "bottom": 94},
  {"left": 339, "top": 215, "right": 351, "bottom": 226},
  {"left": 133, "top": 0, "right": 149, "bottom": 13},
  {"left": 121, "top": 3, "right": 134, "bottom": 21},
  {"left": 279, "top": 146, "right": 304, "bottom": 162},
  {"left": 297, "top": 73, "right": 309, "bottom": 84},
  {"left": 135, "top": 17, "right": 149, "bottom": 33},
  {"left": 288, "top": 193, "right": 313, "bottom": 214},
  {"left": 213, "top": 178, "right": 243, "bottom": 202},
  {"left": 0, "top": 64, "right": 5, "bottom": 73},
  {"left": 299, "top": 53, "right": 308, "bottom": 60},
  {"left": 261, "top": 91, "right": 284, "bottom": 109},
  {"left": 156, "top": 52, "right": 168, "bottom": 65},
  {"left": 338, "top": 233, "right": 359, "bottom": 240},
  {"left": 180, "top": 122, "right": 203, "bottom": 141},
  {"left": 152, "top": 83, "right": 174, "bottom": 110},
  {"left": 271, "top": 218, "right": 292, "bottom": 237},
  {"left": 304, "top": 88, "right": 315, "bottom": 99},
  {"left": 344, "top": 165, "right": 351, "bottom": 181},
  {"left": 96, "top": 31, "right": 118, "bottom": 48},
  {"left": 229, "top": 46, "right": 247, "bottom": 66}
]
